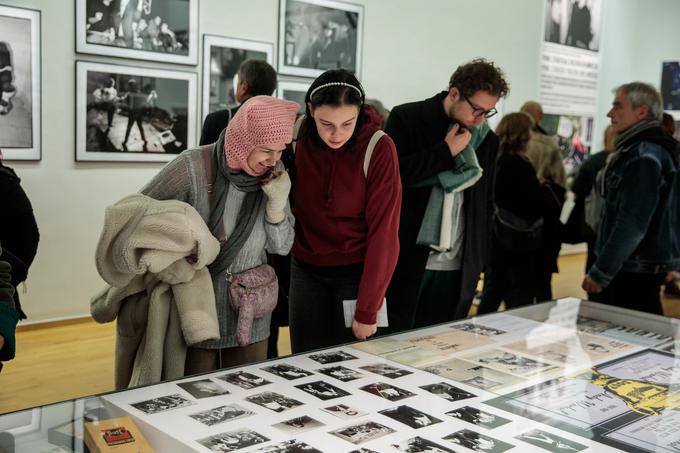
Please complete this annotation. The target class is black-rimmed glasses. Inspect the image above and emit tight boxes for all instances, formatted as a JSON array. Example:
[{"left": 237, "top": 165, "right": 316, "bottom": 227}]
[{"left": 463, "top": 94, "right": 498, "bottom": 119}]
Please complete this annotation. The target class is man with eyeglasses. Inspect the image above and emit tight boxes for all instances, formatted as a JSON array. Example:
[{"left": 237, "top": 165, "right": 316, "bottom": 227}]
[{"left": 384, "top": 58, "right": 509, "bottom": 332}]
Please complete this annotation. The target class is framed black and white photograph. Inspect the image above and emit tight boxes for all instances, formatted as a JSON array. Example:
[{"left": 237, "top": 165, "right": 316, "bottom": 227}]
[
  {"left": 272, "top": 415, "right": 324, "bottom": 434},
  {"left": 76, "top": 0, "right": 198, "bottom": 65},
  {"left": 277, "top": 78, "right": 311, "bottom": 115},
  {"left": 176, "top": 379, "right": 229, "bottom": 399},
  {"left": 261, "top": 363, "right": 314, "bottom": 380},
  {"left": 295, "top": 380, "right": 350, "bottom": 400},
  {"left": 217, "top": 370, "right": 272, "bottom": 389},
  {"left": 543, "top": 0, "right": 602, "bottom": 52},
  {"left": 202, "top": 35, "right": 274, "bottom": 123},
  {"left": 278, "top": 0, "right": 363, "bottom": 78},
  {"left": 379, "top": 405, "right": 443, "bottom": 429},
  {"left": 197, "top": 429, "right": 269, "bottom": 452},
  {"left": 0, "top": 5, "right": 40, "bottom": 161},
  {"left": 188, "top": 404, "right": 254, "bottom": 426},
  {"left": 445, "top": 406, "right": 511, "bottom": 429},
  {"left": 392, "top": 436, "right": 455, "bottom": 453},
  {"left": 76, "top": 61, "right": 197, "bottom": 162}
]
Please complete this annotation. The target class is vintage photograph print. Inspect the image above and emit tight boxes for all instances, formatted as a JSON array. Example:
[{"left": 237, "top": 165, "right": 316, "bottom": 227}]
[
  {"left": 277, "top": 78, "right": 310, "bottom": 115},
  {"left": 217, "top": 370, "right": 272, "bottom": 389},
  {"left": 308, "top": 350, "right": 358, "bottom": 364},
  {"left": 0, "top": 5, "right": 41, "bottom": 160},
  {"left": 245, "top": 391, "right": 304, "bottom": 413},
  {"left": 392, "top": 436, "right": 455, "bottom": 453},
  {"left": 445, "top": 406, "right": 511, "bottom": 429},
  {"left": 360, "top": 382, "right": 415, "bottom": 402},
  {"left": 379, "top": 405, "right": 442, "bottom": 429},
  {"left": 188, "top": 404, "right": 254, "bottom": 426},
  {"left": 278, "top": 0, "right": 363, "bottom": 77},
  {"left": 359, "top": 363, "right": 413, "bottom": 379},
  {"left": 321, "top": 403, "right": 367, "bottom": 419},
  {"left": 197, "top": 429, "right": 269, "bottom": 452},
  {"left": 272, "top": 415, "right": 325, "bottom": 434},
  {"left": 516, "top": 428, "right": 587, "bottom": 452},
  {"left": 76, "top": 61, "right": 196, "bottom": 162},
  {"left": 317, "top": 365, "right": 363, "bottom": 382},
  {"left": 77, "top": 0, "right": 198, "bottom": 64},
  {"left": 261, "top": 363, "right": 314, "bottom": 380},
  {"left": 295, "top": 380, "right": 350, "bottom": 400},
  {"left": 253, "top": 439, "right": 323, "bottom": 452},
  {"left": 444, "top": 429, "right": 514, "bottom": 453},
  {"left": 176, "top": 378, "right": 229, "bottom": 399},
  {"left": 129, "top": 394, "right": 193, "bottom": 414},
  {"left": 329, "top": 421, "right": 394, "bottom": 445},
  {"left": 419, "top": 382, "right": 476, "bottom": 402},
  {"left": 202, "top": 35, "right": 274, "bottom": 121}
]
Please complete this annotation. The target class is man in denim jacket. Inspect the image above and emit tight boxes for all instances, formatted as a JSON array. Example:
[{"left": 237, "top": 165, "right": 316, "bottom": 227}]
[{"left": 582, "top": 82, "right": 680, "bottom": 314}]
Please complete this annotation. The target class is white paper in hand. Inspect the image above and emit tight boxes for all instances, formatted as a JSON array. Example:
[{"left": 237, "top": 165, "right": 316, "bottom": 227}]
[{"left": 343, "top": 298, "right": 388, "bottom": 328}]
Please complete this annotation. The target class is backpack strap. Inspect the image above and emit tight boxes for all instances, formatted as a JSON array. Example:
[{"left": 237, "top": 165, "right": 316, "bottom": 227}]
[
  {"left": 291, "top": 115, "right": 305, "bottom": 153},
  {"left": 363, "top": 130, "right": 385, "bottom": 178}
]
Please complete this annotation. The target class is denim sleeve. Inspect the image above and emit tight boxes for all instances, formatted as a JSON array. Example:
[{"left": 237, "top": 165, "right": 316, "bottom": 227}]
[{"left": 588, "top": 156, "right": 662, "bottom": 287}]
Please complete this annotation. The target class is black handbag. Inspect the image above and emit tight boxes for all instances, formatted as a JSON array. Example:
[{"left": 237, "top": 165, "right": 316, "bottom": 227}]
[
  {"left": 562, "top": 198, "right": 595, "bottom": 244},
  {"left": 493, "top": 206, "right": 543, "bottom": 252}
]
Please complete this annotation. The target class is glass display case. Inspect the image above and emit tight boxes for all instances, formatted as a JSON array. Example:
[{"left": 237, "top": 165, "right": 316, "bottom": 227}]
[{"left": 1, "top": 298, "right": 678, "bottom": 452}]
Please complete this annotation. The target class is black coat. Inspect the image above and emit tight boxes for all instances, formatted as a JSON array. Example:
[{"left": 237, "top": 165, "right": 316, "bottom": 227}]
[
  {"left": 199, "top": 106, "right": 239, "bottom": 146},
  {"left": 0, "top": 163, "right": 39, "bottom": 319},
  {"left": 384, "top": 92, "right": 498, "bottom": 330}
]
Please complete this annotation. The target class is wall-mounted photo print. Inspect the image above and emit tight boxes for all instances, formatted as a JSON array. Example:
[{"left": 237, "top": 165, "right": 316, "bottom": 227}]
[
  {"left": 0, "top": 5, "right": 41, "bottom": 160},
  {"left": 202, "top": 35, "right": 274, "bottom": 122},
  {"left": 76, "top": 0, "right": 198, "bottom": 65},
  {"left": 277, "top": 78, "right": 311, "bottom": 115},
  {"left": 76, "top": 61, "right": 197, "bottom": 162},
  {"left": 278, "top": 0, "right": 363, "bottom": 78}
]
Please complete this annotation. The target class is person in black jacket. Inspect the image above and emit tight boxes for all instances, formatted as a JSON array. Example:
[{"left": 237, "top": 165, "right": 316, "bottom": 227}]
[
  {"left": 199, "top": 59, "right": 278, "bottom": 145},
  {"left": 0, "top": 245, "right": 18, "bottom": 372},
  {"left": 477, "top": 113, "right": 546, "bottom": 314},
  {"left": 384, "top": 59, "right": 509, "bottom": 331},
  {"left": 0, "top": 157, "right": 39, "bottom": 320}
]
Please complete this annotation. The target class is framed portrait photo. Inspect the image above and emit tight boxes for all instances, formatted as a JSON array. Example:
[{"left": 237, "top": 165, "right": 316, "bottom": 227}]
[
  {"left": 76, "top": 60, "right": 197, "bottom": 162},
  {"left": 76, "top": 0, "right": 199, "bottom": 65},
  {"left": 201, "top": 35, "right": 274, "bottom": 123},
  {"left": 0, "top": 5, "right": 41, "bottom": 161},
  {"left": 278, "top": 0, "right": 363, "bottom": 78},
  {"left": 277, "top": 78, "right": 312, "bottom": 115}
]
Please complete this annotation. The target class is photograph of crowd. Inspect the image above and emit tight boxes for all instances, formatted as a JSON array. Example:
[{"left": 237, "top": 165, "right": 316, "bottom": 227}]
[
  {"left": 78, "top": 0, "right": 198, "bottom": 64},
  {"left": 202, "top": 35, "right": 273, "bottom": 120},
  {"left": 76, "top": 61, "right": 196, "bottom": 162},
  {"left": 0, "top": 5, "right": 40, "bottom": 160},
  {"left": 197, "top": 429, "right": 269, "bottom": 452},
  {"left": 279, "top": 0, "right": 362, "bottom": 77}
]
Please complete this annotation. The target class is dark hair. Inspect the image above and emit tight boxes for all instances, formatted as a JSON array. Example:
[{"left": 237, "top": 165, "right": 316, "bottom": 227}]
[
  {"left": 662, "top": 112, "right": 676, "bottom": 135},
  {"left": 238, "top": 59, "right": 277, "bottom": 96},
  {"left": 449, "top": 58, "right": 509, "bottom": 99},
  {"left": 496, "top": 112, "right": 533, "bottom": 156},
  {"left": 300, "top": 69, "right": 366, "bottom": 147}
]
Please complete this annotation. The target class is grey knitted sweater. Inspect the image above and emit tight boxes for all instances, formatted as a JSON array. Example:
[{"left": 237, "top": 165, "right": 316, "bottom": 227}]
[{"left": 141, "top": 146, "right": 294, "bottom": 348}]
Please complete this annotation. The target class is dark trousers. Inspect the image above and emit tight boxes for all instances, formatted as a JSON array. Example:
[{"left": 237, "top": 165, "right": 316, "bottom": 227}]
[
  {"left": 477, "top": 244, "right": 537, "bottom": 315},
  {"left": 414, "top": 269, "right": 462, "bottom": 328},
  {"left": 590, "top": 270, "right": 665, "bottom": 315},
  {"left": 184, "top": 339, "right": 268, "bottom": 376},
  {"left": 288, "top": 258, "right": 361, "bottom": 354}
]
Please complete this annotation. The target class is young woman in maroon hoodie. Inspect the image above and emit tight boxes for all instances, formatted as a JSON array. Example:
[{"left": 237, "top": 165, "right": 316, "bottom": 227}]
[{"left": 289, "top": 70, "right": 402, "bottom": 353}]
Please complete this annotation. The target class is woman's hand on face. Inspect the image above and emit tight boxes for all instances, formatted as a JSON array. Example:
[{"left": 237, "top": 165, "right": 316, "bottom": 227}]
[{"left": 352, "top": 318, "right": 377, "bottom": 340}]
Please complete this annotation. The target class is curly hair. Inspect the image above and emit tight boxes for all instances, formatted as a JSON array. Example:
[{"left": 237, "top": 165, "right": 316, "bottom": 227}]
[
  {"left": 496, "top": 112, "right": 533, "bottom": 156},
  {"left": 449, "top": 58, "right": 509, "bottom": 99}
]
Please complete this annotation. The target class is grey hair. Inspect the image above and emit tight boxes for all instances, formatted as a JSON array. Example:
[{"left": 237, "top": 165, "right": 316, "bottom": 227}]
[{"left": 614, "top": 82, "right": 663, "bottom": 121}]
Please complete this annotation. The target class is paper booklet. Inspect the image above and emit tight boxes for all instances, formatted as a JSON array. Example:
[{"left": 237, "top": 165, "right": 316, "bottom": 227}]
[{"left": 343, "top": 298, "right": 389, "bottom": 327}]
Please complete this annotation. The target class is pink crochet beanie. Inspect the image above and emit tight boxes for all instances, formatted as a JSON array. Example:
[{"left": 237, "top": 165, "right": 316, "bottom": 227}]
[{"left": 225, "top": 96, "right": 299, "bottom": 176}]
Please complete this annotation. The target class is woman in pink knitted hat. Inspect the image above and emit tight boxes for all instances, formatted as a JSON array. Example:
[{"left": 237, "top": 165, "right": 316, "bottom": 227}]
[
  {"left": 142, "top": 95, "right": 299, "bottom": 373},
  {"left": 289, "top": 69, "right": 402, "bottom": 353}
]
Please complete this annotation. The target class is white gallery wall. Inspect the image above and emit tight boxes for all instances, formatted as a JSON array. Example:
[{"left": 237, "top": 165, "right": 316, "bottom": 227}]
[{"left": 2, "top": 0, "right": 679, "bottom": 323}]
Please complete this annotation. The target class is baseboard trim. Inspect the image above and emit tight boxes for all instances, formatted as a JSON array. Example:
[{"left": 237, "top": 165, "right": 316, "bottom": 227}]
[{"left": 16, "top": 315, "right": 95, "bottom": 332}]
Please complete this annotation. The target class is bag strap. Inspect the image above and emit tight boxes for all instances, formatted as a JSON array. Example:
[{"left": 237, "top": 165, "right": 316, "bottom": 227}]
[{"left": 291, "top": 114, "right": 385, "bottom": 179}]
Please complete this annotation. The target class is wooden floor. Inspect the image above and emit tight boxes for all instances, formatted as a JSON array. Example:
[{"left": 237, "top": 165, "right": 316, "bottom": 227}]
[{"left": 1, "top": 253, "right": 678, "bottom": 415}]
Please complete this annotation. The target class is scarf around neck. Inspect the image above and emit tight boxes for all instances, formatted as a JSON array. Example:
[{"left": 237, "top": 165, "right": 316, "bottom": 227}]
[{"left": 207, "top": 129, "right": 268, "bottom": 275}]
